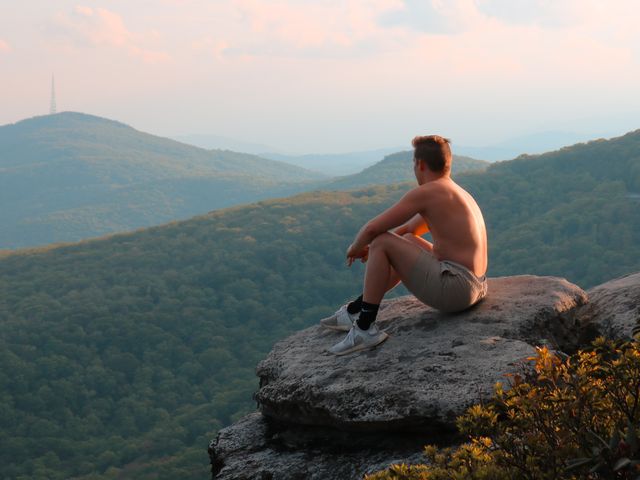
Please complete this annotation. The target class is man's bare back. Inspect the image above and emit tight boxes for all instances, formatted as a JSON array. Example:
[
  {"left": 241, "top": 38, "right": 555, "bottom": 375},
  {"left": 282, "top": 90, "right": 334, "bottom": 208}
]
[{"left": 414, "top": 178, "right": 487, "bottom": 277}]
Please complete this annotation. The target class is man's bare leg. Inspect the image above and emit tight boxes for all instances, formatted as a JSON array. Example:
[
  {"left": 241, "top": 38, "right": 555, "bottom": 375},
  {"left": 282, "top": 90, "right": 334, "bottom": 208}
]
[
  {"left": 382, "top": 234, "right": 433, "bottom": 293},
  {"left": 364, "top": 233, "right": 433, "bottom": 304},
  {"left": 328, "top": 233, "right": 434, "bottom": 354},
  {"left": 324, "top": 234, "right": 432, "bottom": 338},
  {"left": 351, "top": 232, "right": 433, "bottom": 317},
  {"left": 347, "top": 232, "right": 433, "bottom": 333}
]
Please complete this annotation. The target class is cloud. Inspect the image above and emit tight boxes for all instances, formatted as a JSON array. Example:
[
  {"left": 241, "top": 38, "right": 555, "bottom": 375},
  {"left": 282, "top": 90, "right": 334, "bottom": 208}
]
[
  {"left": 378, "top": 0, "right": 483, "bottom": 34},
  {"left": 52, "top": 6, "right": 170, "bottom": 63},
  {"left": 191, "top": 36, "right": 232, "bottom": 61},
  {"left": 0, "top": 39, "right": 10, "bottom": 53},
  {"left": 178, "top": 0, "right": 640, "bottom": 89},
  {"left": 376, "top": 0, "right": 640, "bottom": 54},
  {"left": 215, "top": 0, "right": 406, "bottom": 58},
  {"left": 477, "top": 0, "right": 640, "bottom": 39},
  {"left": 370, "top": 0, "right": 639, "bottom": 78},
  {"left": 476, "top": 0, "right": 579, "bottom": 28}
]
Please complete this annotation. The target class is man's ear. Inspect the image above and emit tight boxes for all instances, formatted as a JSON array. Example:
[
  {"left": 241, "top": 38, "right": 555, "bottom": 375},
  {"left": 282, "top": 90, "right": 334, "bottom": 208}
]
[{"left": 419, "top": 160, "right": 426, "bottom": 171}]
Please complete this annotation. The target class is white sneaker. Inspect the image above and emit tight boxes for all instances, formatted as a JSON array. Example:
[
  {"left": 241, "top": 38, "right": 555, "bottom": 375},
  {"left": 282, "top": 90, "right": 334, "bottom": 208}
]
[
  {"left": 320, "top": 304, "right": 357, "bottom": 332},
  {"left": 328, "top": 323, "right": 389, "bottom": 356}
]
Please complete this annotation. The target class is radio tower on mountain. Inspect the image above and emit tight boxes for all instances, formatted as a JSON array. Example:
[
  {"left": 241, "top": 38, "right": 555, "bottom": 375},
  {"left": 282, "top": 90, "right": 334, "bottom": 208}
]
[{"left": 50, "top": 74, "right": 57, "bottom": 114}]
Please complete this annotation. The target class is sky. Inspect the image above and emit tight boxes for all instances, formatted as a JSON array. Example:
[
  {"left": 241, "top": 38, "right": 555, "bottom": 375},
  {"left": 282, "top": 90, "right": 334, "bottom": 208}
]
[{"left": 1, "top": 0, "right": 639, "bottom": 153}]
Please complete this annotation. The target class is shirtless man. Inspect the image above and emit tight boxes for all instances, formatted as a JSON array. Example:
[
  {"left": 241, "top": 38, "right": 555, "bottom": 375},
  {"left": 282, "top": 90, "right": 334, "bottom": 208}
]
[{"left": 321, "top": 135, "right": 488, "bottom": 355}]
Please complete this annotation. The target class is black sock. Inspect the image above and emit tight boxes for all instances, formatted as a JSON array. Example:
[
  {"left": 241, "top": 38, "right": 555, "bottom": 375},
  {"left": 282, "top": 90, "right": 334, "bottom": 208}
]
[
  {"left": 347, "top": 295, "right": 363, "bottom": 315},
  {"left": 356, "top": 301, "right": 380, "bottom": 330}
]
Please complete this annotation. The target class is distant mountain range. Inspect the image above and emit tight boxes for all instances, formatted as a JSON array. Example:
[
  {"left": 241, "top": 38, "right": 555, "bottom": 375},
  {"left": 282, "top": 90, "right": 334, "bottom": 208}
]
[
  {"left": 0, "top": 112, "right": 327, "bottom": 249},
  {"left": 258, "top": 148, "right": 403, "bottom": 176},
  {"left": 172, "top": 134, "right": 403, "bottom": 176},
  {"left": 0, "top": 128, "right": 639, "bottom": 478},
  {"left": 455, "top": 131, "right": 602, "bottom": 161},
  {"left": 0, "top": 113, "right": 486, "bottom": 249},
  {"left": 175, "top": 129, "right": 608, "bottom": 167},
  {"left": 0, "top": 111, "right": 628, "bottom": 250}
]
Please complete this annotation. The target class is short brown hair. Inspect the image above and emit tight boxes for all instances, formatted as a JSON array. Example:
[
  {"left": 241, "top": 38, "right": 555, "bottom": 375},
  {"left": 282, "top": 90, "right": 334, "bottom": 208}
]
[{"left": 412, "top": 135, "right": 452, "bottom": 173}]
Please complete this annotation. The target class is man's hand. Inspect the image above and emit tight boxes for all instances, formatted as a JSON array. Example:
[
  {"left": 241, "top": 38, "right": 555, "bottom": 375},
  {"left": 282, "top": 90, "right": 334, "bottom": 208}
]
[{"left": 346, "top": 244, "right": 369, "bottom": 267}]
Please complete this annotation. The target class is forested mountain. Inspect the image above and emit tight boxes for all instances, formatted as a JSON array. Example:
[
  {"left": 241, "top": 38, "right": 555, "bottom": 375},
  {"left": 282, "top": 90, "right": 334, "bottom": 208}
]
[
  {"left": 0, "top": 112, "right": 325, "bottom": 249},
  {"left": 1, "top": 129, "right": 639, "bottom": 478},
  {"left": 326, "top": 151, "right": 488, "bottom": 190}
]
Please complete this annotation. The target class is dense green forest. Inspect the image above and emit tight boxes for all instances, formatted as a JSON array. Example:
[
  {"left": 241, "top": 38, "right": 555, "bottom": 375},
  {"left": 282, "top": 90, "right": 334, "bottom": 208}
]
[
  {"left": 0, "top": 112, "right": 325, "bottom": 249},
  {"left": 0, "top": 130, "right": 639, "bottom": 478},
  {"left": 0, "top": 188, "right": 392, "bottom": 479}
]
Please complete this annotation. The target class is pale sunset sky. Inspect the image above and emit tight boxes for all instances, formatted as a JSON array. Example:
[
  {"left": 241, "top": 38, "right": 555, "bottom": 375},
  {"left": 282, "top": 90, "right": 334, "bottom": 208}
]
[{"left": 1, "top": 0, "right": 639, "bottom": 153}]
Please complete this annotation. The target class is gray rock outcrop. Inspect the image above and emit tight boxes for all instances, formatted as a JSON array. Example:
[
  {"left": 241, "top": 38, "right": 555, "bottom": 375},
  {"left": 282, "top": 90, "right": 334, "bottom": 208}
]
[
  {"left": 209, "top": 412, "right": 429, "bottom": 480},
  {"left": 577, "top": 272, "right": 640, "bottom": 340},
  {"left": 210, "top": 275, "right": 589, "bottom": 479},
  {"left": 255, "top": 276, "right": 587, "bottom": 432}
]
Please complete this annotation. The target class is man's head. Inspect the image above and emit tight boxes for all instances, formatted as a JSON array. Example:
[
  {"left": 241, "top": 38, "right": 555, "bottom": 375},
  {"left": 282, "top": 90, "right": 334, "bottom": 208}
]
[{"left": 412, "top": 135, "right": 452, "bottom": 175}]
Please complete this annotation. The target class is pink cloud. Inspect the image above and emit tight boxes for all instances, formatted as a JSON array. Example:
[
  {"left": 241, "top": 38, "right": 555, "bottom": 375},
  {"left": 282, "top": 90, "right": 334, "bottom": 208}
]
[
  {"left": 52, "top": 6, "right": 170, "bottom": 63},
  {"left": 235, "top": 0, "right": 349, "bottom": 48},
  {"left": 369, "top": 0, "right": 638, "bottom": 81},
  {"left": 0, "top": 39, "right": 11, "bottom": 53},
  {"left": 226, "top": 0, "right": 405, "bottom": 57}
]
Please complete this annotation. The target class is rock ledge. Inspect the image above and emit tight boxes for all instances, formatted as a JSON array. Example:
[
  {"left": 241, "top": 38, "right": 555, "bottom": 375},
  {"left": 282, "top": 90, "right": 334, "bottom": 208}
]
[
  {"left": 211, "top": 275, "right": 591, "bottom": 479},
  {"left": 255, "top": 276, "right": 587, "bottom": 431}
]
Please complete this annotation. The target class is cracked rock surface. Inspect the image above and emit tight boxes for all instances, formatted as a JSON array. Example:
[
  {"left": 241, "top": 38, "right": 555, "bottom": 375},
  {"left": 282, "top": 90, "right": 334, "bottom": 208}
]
[{"left": 255, "top": 276, "right": 587, "bottom": 431}]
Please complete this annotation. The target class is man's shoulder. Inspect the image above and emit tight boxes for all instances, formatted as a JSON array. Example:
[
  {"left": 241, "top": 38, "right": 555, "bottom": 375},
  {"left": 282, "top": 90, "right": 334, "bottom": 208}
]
[
  {"left": 407, "top": 179, "right": 472, "bottom": 206},
  {"left": 411, "top": 180, "right": 449, "bottom": 197},
  {"left": 404, "top": 184, "right": 431, "bottom": 200}
]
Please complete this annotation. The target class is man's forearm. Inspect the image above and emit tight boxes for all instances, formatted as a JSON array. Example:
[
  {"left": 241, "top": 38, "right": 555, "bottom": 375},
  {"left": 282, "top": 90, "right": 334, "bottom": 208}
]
[
  {"left": 351, "top": 222, "right": 379, "bottom": 251},
  {"left": 396, "top": 214, "right": 428, "bottom": 237},
  {"left": 353, "top": 217, "right": 410, "bottom": 249}
]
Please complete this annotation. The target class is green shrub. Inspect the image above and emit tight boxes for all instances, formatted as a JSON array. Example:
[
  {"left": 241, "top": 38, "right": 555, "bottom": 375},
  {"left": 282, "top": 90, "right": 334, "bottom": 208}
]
[{"left": 367, "top": 338, "right": 640, "bottom": 480}]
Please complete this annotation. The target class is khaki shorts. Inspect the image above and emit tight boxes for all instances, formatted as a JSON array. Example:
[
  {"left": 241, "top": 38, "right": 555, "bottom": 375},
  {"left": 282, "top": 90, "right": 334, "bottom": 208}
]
[{"left": 403, "top": 250, "right": 488, "bottom": 313}]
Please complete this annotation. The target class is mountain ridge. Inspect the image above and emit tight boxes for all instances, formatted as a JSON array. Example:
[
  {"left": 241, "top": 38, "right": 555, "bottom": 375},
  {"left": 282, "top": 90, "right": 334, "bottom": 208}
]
[
  {"left": 0, "top": 112, "right": 324, "bottom": 178},
  {"left": 0, "top": 112, "right": 326, "bottom": 249}
]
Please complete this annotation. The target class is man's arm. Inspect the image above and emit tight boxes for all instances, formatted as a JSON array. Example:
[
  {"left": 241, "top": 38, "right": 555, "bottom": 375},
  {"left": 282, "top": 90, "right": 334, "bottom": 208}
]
[
  {"left": 393, "top": 213, "right": 429, "bottom": 237},
  {"left": 348, "top": 187, "right": 427, "bottom": 256}
]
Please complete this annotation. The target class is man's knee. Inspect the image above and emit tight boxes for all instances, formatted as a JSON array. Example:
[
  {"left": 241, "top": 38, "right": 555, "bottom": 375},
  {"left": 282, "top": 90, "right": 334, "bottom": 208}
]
[{"left": 370, "top": 232, "right": 395, "bottom": 249}]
